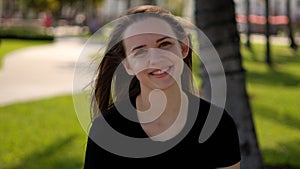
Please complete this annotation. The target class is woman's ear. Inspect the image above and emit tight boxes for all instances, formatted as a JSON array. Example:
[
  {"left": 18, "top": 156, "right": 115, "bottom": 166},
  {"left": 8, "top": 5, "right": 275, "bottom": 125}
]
[
  {"left": 122, "top": 59, "right": 135, "bottom": 75},
  {"left": 180, "top": 36, "right": 190, "bottom": 59}
]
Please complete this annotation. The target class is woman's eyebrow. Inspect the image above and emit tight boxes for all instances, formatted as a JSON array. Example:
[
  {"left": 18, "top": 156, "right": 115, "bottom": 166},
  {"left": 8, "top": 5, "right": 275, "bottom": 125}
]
[
  {"left": 156, "top": 36, "right": 171, "bottom": 43},
  {"left": 131, "top": 45, "right": 146, "bottom": 53},
  {"left": 130, "top": 36, "right": 172, "bottom": 52}
]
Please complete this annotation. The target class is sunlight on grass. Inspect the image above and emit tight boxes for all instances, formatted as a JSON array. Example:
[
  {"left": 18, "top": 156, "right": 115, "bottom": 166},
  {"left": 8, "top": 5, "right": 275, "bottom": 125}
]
[
  {"left": 241, "top": 43, "right": 300, "bottom": 167},
  {"left": 0, "top": 41, "right": 299, "bottom": 169},
  {"left": 0, "top": 39, "right": 53, "bottom": 69},
  {"left": 0, "top": 95, "right": 86, "bottom": 169}
]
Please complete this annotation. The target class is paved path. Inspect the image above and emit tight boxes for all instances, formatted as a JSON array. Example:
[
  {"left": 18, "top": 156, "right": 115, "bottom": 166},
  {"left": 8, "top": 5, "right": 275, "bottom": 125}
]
[
  {"left": 240, "top": 33, "right": 299, "bottom": 46},
  {"left": 0, "top": 37, "right": 88, "bottom": 106},
  {"left": 0, "top": 34, "right": 297, "bottom": 106}
]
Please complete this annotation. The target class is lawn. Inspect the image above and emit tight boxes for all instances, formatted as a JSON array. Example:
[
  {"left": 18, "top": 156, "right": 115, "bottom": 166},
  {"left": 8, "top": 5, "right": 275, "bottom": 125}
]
[
  {"left": 241, "top": 43, "right": 300, "bottom": 168},
  {"left": 0, "top": 95, "right": 86, "bottom": 169},
  {"left": 0, "top": 39, "right": 53, "bottom": 69},
  {"left": 0, "top": 42, "right": 299, "bottom": 168}
]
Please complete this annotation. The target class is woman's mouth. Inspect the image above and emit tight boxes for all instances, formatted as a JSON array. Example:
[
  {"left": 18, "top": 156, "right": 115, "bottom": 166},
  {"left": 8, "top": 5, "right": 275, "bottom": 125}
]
[{"left": 149, "top": 66, "right": 172, "bottom": 77}]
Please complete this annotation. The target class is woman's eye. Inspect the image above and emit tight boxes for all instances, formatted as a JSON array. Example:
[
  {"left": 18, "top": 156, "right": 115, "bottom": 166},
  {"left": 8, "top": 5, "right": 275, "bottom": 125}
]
[
  {"left": 134, "top": 49, "right": 147, "bottom": 57},
  {"left": 159, "top": 41, "right": 172, "bottom": 48}
]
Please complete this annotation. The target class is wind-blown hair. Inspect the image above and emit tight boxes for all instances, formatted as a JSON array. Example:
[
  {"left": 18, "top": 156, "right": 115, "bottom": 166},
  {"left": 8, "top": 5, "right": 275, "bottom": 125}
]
[{"left": 91, "top": 5, "right": 194, "bottom": 120}]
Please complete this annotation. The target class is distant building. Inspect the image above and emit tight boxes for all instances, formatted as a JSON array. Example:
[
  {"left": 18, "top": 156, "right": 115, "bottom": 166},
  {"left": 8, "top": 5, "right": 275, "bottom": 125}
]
[
  {"left": 99, "top": 0, "right": 194, "bottom": 23},
  {"left": 234, "top": 0, "right": 300, "bottom": 34}
]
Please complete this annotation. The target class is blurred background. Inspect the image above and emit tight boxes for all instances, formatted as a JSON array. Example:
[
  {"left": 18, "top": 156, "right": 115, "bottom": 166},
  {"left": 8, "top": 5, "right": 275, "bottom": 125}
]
[
  {"left": 1, "top": 0, "right": 300, "bottom": 37},
  {"left": 0, "top": 0, "right": 299, "bottom": 169}
]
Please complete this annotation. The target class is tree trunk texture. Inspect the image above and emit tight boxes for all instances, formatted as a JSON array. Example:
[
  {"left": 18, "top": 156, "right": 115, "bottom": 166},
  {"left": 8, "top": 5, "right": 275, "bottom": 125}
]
[
  {"left": 194, "top": 0, "right": 263, "bottom": 169},
  {"left": 246, "top": 0, "right": 251, "bottom": 48},
  {"left": 286, "top": 0, "right": 298, "bottom": 50},
  {"left": 140, "top": 0, "right": 156, "bottom": 5},
  {"left": 265, "top": 0, "right": 272, "bottom": 65}
]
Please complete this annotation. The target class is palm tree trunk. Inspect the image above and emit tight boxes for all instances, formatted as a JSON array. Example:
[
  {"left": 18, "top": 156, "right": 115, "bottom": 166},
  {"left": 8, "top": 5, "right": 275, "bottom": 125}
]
[
  {"left": 286, "top": 0, "right": 298, "bottom": 50},
  {"left": 143, "top": 0, "right": 156, "bottom": 5},
  {"left": 246, "top": 0, "right": 251, "bottom": 48},
  {"left": 127, "top": 0, "right": 131, "bottom": 9},
  {"left": 265, "top": 0, "right": 271, "bottom": 65},
  {"left": 194, "top": 0, "right": 263, "bottom": 168}
]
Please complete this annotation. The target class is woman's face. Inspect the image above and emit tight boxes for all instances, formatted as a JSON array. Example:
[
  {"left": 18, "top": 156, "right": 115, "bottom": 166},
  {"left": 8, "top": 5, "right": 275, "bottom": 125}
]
[{"left": 122, "top": 17, "right": 188, "bottom": 92}]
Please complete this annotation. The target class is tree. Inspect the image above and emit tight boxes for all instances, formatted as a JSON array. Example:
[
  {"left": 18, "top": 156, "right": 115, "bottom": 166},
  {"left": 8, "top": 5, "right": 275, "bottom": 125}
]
[
  {"left": 286, "top": 0, "right": 298, "bottom": 50},
  {"left": 245, "top": 0, "right": 251, "bottom": 49},
  {"left": 194, "top": 0, "right": 264, "bottom": 168},
  {"left": 265, "top": 0, "right": 271, "bottom": 65},
  {"left": 21, "top": 0, "right": 60, "bottom": 13},
  {"left": 143, "top": 0, "right": 156, "bottom": 5}
]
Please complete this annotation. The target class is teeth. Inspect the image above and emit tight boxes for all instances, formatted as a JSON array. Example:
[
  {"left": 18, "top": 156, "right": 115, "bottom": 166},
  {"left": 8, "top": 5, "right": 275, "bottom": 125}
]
[{"left": 152, "top": 67, "right": 169, "bottom": 75}]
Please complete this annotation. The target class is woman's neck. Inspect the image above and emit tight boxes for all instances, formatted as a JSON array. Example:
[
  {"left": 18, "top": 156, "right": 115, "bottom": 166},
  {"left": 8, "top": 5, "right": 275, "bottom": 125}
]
[
  {"left": 138, "top": 83, "right": 182, "bottom": 113},
  {"left": 136, "top": 84, "right": 188, "bottom": 141}
]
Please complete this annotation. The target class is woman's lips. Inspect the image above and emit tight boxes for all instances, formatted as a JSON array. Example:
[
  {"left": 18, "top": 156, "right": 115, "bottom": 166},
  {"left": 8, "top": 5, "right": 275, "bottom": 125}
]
[{"left": 149, "top": 66, "right": 172, "bottom": 77}]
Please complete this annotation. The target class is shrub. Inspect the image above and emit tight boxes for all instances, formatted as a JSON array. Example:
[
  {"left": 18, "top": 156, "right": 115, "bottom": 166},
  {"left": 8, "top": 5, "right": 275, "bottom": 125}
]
[{"left": 0, "top": 26, "right": 54, "bottom": 40}]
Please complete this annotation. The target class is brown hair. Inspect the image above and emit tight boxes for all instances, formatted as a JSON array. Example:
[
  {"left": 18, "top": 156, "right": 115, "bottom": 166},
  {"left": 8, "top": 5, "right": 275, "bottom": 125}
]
[{"left": 91, "top": 5, "right": 193, "bottom": 120}]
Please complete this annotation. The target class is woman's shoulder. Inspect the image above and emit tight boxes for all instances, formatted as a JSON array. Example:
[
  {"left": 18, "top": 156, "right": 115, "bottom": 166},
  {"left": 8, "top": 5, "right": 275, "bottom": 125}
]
[
  {"left": 186, "top": 92, "right": 214, "bottom": 110},
  {"left": 186, "top": 93, "right": 241, "bottom": 166},
  {"left": 92, "top": 105, "right": 128, "bottom": 129},
  {"left": 93, "top": 97, "right": 134, "bottom": 121},
  {"left": 187, "top": 92, "right": 234, "bottom": 121},
  {"left": 91, "top": 101, "right": 147, "bottom": 138},
  {"left": 186, "top": 92, "right": 238, "bottom": 139}
]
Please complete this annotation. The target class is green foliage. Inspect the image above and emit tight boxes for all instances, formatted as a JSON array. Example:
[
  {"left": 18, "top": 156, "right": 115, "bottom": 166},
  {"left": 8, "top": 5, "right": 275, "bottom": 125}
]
[
  {"left": 19, "top": 0, "right": 61, "bottom": 12},
  {"left": 162, "top": 0, "right": 185, "bottom": 16},
  {"left": 0, "top": 27, "right": 54, "bottom": 40},
  {"left": 17, "top": 0, "right": 105, "bottom": 14}
]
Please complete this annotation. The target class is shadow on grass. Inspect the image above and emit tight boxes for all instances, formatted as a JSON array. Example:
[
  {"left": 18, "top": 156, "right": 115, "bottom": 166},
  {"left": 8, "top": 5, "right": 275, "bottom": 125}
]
[
  {"left": 6, "top": 135, "right": 84, "bottom": 169},
  {"left": 243, "top": 44, "right": 300, "bottom": 61},
  {"left": 243, "top": 46, "right": 300, "bottom": 87},
  {"left": 262, "top": 138, "right": 300, "bottom": 169},
  {"left": 246, "top": 67, "right": 300, "bottom": 87},
  {"left": 253, "top": 103, "right": 300, "bottom": 130},
  {"left": 254, "top": 104, "right": 300, "bottom": 168}
]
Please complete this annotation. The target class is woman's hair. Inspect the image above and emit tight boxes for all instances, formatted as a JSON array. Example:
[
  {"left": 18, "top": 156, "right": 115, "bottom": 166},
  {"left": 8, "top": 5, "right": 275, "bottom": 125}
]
[{"left": 91, "top": 5, "right": 193, "bottom": 120}]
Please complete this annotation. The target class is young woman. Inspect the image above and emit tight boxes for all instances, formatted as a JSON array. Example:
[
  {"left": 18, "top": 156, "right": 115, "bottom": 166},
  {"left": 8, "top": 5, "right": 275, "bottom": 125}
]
[{"left": 83, "top": 5, "right": 241, "bottom": 169}]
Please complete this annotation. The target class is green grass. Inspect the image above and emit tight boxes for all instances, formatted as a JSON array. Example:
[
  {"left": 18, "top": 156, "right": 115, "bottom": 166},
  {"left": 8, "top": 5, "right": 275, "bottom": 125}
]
[
  {"left": 0, "top": 39, "right": 53, "bottom": 69},
  {"left": 0, "top": 96, "right": 86, "bottom": 169},
  {"left": 241, "top": 43, "right": 300, "bottom": 167},
  {"left": 0, "top": 41, "right": 299, "bottom": 168}
]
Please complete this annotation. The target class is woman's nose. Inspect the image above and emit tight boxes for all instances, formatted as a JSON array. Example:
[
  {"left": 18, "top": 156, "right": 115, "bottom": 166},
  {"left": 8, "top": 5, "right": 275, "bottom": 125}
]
[{"left": 148, "top": 48, "right": 163, "bottom": 65}]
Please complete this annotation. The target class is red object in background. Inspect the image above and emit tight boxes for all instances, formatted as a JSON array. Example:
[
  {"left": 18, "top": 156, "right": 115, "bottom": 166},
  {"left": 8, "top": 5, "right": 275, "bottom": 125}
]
[
  {"left": 236, "top": 14, "right": 289, "bottom": 25},
  {"left": 268, "top": 16, "right": 289, "bottom": 24},
  {"left": 43, "top": 13, "right": 53, "bottom": 27}
]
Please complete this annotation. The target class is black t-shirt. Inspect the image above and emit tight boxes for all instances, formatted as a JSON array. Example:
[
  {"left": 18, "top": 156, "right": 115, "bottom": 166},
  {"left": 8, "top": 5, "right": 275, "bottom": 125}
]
[{"left": 83, "top": 93, "right": 241, "bottom": 169}]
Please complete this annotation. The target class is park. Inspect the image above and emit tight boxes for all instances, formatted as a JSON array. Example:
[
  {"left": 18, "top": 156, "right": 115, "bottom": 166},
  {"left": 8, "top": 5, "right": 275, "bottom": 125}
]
[{"left": 0, "top": 0, "right": 300, "bottom": 169}]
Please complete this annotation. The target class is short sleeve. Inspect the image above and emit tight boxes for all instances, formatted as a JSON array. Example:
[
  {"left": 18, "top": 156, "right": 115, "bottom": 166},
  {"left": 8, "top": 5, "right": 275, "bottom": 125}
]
[
  {"left": 83, "top": 116, "right": 107, "bottom": 169},
  {"left": 206, "top": 110, "right": 241, "bottom": 167},
  {"left": 83, "top": 115, "right": 116, "bottom": 169},
  {"left": 83, "top": 137, "right": 100, "bottom": 169}
]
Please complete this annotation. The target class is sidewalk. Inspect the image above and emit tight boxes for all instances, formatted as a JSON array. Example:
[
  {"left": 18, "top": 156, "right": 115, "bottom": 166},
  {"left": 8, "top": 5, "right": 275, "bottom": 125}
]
[
  {"left": 240, "top": 33, "right": 300, "bottom": 46},
  {"left": 0, "top": 37, "right": 88, "bottom": 106},
  {"left": 0, "top": 34, "right": 297, "bottom": 106}
]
